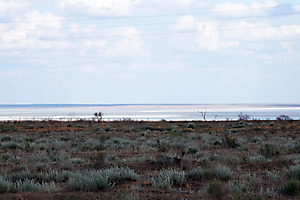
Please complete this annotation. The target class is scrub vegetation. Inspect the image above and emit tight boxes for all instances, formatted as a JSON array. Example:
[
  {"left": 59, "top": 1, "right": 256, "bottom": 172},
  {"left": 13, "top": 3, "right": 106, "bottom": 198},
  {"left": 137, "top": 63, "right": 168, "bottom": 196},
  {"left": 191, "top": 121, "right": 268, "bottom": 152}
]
[{"left": 0, "top": 118, "right": 299, "bottom": 199}]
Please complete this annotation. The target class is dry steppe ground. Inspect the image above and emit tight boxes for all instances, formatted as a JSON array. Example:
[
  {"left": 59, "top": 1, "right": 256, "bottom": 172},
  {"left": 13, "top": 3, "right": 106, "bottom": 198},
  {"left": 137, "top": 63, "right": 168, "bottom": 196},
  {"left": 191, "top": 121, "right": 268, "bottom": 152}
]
[{"left": 0, "top": 119, "right": 300, "bottom": 199}]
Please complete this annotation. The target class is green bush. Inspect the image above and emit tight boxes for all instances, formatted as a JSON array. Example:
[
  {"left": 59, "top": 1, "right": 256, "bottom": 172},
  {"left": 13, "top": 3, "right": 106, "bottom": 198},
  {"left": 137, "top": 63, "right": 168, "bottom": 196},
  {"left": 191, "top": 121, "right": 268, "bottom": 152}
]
[
  {"left": 286, "top": 165, "right": 300, "bottom": 180},
  {"left": 281, "top": 180, "right": 300, "bottom": 196},
  {"left": 187, "top": 167, "right": 216, "bottom": 181},
  {"left": 215, "top": 165, "right": 232, "bottom": 181},
  {"left": 224, "top": 134, "right": 238, "bottom": 148},
  {"left": 35, "top": 163, "right": 49, "bottom": 173},
  {"left": 260, "top": 143, "right": 280, "bottom": 158},
  {"left": 0, "top": 176, "right": 12, "bottom": 193},
  {"left": 2, "top": 153, "right": 12, "bottom": 161},
  {"left": 206, "top": 180, "right": 226, "bottom": 199},
  {"left": 16, "top": 179, "right": 57, "bottom": 192},
  {"left": 187, "top": 145, "right": 199, "bottom": 154},
  {"left": 1, "top": 135, "right": 12, "bottom": 142},
  {"left": 187, "top": 122, "right": 195, "bottom": 129},
  {"left": 1, "top": 141, "right": 19, "bottom": 150},
  {"left": 187, "top": 165, "right": 232, "bottom": 181},
  {"left": 67, "top": 167, "right": 138, "bottom": 191},
  {"left": 151, "top": 169, "right": 186, "bottom": 189}
]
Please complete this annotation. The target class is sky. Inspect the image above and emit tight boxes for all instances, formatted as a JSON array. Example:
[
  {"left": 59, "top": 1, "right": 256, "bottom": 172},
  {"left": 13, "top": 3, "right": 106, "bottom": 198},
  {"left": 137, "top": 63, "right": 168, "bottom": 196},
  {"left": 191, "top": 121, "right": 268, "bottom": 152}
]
[{"left": 0, "top": 0, "right": 299, "bottom": 104}]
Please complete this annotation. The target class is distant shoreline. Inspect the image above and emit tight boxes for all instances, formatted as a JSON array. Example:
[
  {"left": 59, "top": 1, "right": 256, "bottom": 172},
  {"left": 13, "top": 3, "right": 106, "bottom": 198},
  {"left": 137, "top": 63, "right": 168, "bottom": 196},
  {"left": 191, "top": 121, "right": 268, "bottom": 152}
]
[
  {"left": 1, "top": 104, "right": 299, "bottom": 122},
  {"left": 0, "top": 103, "right": 300, "bottom": 107}
]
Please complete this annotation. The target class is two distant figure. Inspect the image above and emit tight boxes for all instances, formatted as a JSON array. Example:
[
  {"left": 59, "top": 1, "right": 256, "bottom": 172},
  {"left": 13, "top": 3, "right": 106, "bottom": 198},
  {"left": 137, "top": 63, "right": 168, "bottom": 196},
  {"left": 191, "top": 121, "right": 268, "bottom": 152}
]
[{"left": 94, "top": 112, "right": 103, "bottom": 121}]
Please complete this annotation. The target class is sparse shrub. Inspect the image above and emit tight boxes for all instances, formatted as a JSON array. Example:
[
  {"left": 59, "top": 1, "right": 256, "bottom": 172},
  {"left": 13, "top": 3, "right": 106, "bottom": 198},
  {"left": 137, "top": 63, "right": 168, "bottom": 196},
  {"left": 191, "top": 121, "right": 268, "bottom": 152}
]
[
  {"left": 82, "top": 139, "right": 105, "bottom": 151},
  {"left": 248, "top": 173, "right": 261, "bottom": 186},
  {"left": 248, "top": 155, "right": 266, "bottom": 162},
  {"left": 2, "top": 153, "right": 12, "bottom": 161},
  {"left": 208, "top": 153, "right": 220, "bottom": 161},
  {"left": 140, "top": 130, "right": 149, "bottom": 136},
  {"left": 109, "top": 192, "right": 138, "bottom": 200},
  {"left": 25, "top": 137, "right": 35, "bottom": 142},
  {"left": 24, "top": 142, "right": 36, "bottom": 152},
  {"left": 53, "top": 140, "right": 65, "bottom": 150},
  {"left": 187, "top": 167, "right": 216, "bottom": 181},
  {"left": 1, "top": 135, "right": 12, "bottom": 142},
  {"left": 145, "top": 155, "right": 156, "bottom": 163},
  {"left": 187, "top": 145, "right": 199, "bottom": 154},
  {"left": 70, "top": 158, "right": 84, "bottom": 164},
  {"left": 8, "top": 171, "right": 35, "bottom": 183},
  {"left": 215, "top": 165, "right": 232, "bottom": 181},
  {"left": 48, "top": 151, "right": 70, "bottom": 163},
  {"left": 16, "top": 179, "right": 42, "bottom": 192},
  {"left": 30, "top": 153, "right": 50, "bottom": 163},
  {"left": 277, "top": 115, "right": 291, "bottom": 120},
  {"left": 260, "top": 143, "right": 281, "bottom": 158},
  {"left": 67, "top": 167, "right": 138, "bottom": 191},
  {"left": 250, "top": 137, "right": 263, "bottom": 144},
  {"left": 9, "top": 156, "right": 22, "bottom": 164},
  {"left": 0, "top": 176, "right": 12, "bottom": 193},
  {"left": 151, "top": 169, "right": 186, "bottom": 189},
  {"left": 47, "top": 170, "right": 71, "bottom": 182},
  {"left": 104, "top": 137, "right": 137, "bottom": 150},
  {"left": 267, "top": 171, "right": 279, "bottom": 183},
  {"left": 1, "top": 141, "right": 19, "bottom": 150},
  {"left": 16, "top": 179, "right": 57, "bottom": 192},
  {"left": 156, "top": 139, "right": 171, "bottom": 152},
  {"left": 105, "top": 126, "right": 111, "bottom": 132},
  {"left": 225, "top": 134, "right": 238, "bottom": 148},
  {"left": 90, "top": 152, "right": 107, "bottom": 169},
  {"left": 238, "top": 112, "right": 250, "bottom": 120},
  {"left": 12, "top": 165, "right": 27, "bottom": 173},
  {"left": 224, "top": 156, "right": 240, "bottom": 167},
  {"left": 60, "top": 162, "right": 73, "bottom": 171},
  {"left": 228, "top": 180, "right": 249, "bottom": 195},
  {"left": 286, "top": 165, "right": 300, "bottom": 180},
  {"left": 206, "top": 180, "right": 226, "bottom": 199},
  {"left": 281, "top": 180, "right": 300, "bottom": 196},
  {"left": 187, "top": 122, "right": 195, "bottom": 129}
]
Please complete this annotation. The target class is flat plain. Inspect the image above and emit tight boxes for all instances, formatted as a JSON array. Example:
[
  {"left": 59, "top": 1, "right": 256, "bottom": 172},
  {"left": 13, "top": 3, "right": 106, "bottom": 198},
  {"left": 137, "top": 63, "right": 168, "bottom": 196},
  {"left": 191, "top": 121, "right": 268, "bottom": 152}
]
[{"left": 0, "top": 119, "right": 300, "bottom": 199}]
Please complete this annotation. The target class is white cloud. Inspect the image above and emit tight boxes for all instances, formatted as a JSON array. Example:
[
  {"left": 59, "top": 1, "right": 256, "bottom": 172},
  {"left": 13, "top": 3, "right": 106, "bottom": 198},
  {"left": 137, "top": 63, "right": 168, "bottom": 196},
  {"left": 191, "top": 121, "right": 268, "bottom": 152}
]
[
  {"left": 3, "top": 69, "right": 22, "bottom": 78},
  {"left": 1, "top": 11, "right": 64, "bottom": 42},
  {"left": 104, "top": 38, "right": 146, "bottom": 57},
  {"left": 153, "top": 0, "right": 210, "bottom": 11},
  {"left": 79, "top": 65, "right": 98, "bottom": 73},
  {"left": 84, "top": 40, "right": 107, "bottom": 48},
  {"left": 0, "top": 0, "right": 30, "bottom": 19},
  {"left": 171, "top": 16, "right": 300, "bottom": 53},
  {"left": 102, "top": 60, "right": 191, "bottom": 73},
  {"left": 212, "top": 0, "right": 277, "bottom": 17},
  {"left": 293, "top": 5, "right": 300, "bottom": 12},
  {"left": 57, "top": 0, "right": 210, "bottom": 16},
  {"left": 105, "top": 26, "right": 141, "bottom": 40},
  {"left": 172, "top": 15, "right": 198, "bottom": 31},
  {"left": 57, "top": 0, "right": 140, "bottom": 16},
  {"left": 196, "top": 21, "right": 220, "bottom": 51},
  {"left": 101, "top": 27, "right": 148, "bottom": 57},
  {"left": 220, "top": 41, "right": 239, "bottom": 48},
  {"left": 221, "top": 21, "right": 300, "bottom": 41},
  {"left": 281, "top": 42, "right": 292, "bottom": 53}
]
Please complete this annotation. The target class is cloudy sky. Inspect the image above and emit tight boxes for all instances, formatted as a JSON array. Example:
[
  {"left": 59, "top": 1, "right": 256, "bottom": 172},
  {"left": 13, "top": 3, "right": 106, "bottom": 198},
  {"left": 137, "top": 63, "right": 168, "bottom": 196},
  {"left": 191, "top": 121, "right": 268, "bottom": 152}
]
[{"left": 1, "top": 0, "right": 299, "bottom": 104}]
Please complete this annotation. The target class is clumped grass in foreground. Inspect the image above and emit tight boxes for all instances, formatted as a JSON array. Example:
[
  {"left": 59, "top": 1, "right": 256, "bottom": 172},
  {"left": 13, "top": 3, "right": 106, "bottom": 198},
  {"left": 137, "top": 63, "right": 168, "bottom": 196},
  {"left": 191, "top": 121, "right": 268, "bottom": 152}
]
[
  {"left": 187, "top": 165, "right": 232, "bottom": 181},
  {"left": 281, "top": 180, "right": 300, "bottom": 196},
  {"left": 151, "top": 169, "right": 186, "bottom": 189}
]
